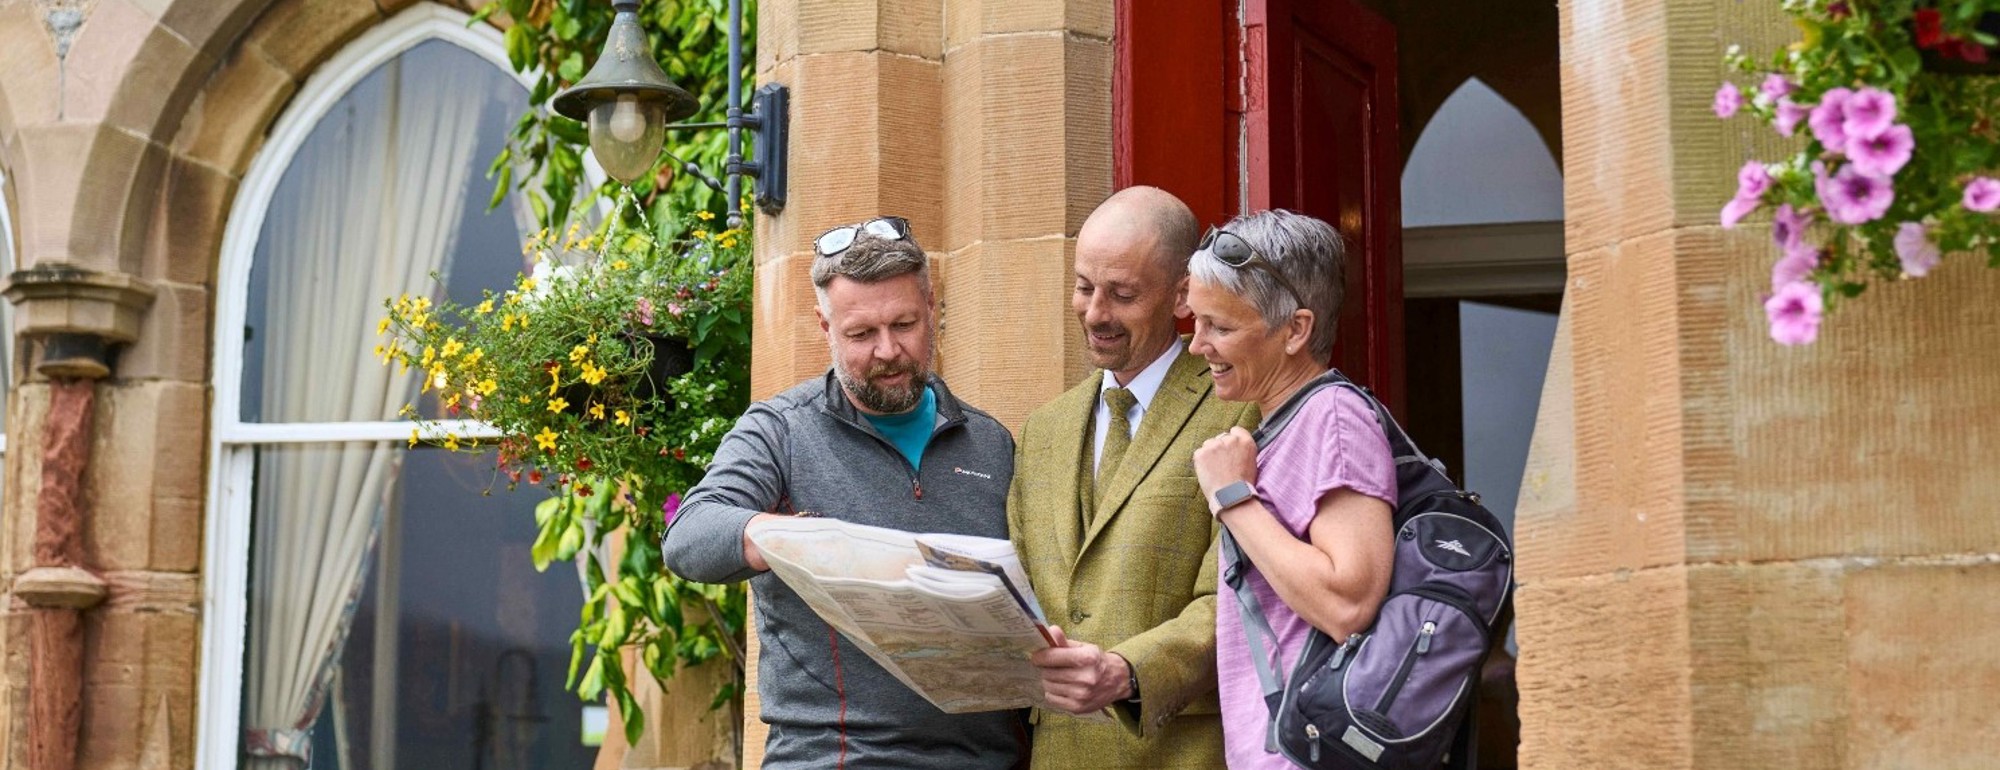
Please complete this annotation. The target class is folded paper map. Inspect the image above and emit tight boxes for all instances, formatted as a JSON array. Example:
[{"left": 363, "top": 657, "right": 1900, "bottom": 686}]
[{"left": 746, "top": 517, "right": 1056, "bottom": 714}]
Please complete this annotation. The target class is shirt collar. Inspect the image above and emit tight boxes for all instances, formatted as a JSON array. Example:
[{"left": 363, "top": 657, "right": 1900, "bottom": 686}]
[{"left": 1099, "top": 337, "right": 1184, "bottom": 412}]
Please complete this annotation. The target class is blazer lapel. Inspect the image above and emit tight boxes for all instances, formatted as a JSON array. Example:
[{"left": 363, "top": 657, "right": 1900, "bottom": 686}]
[
  {"left": 1047, "top": 371, "right": 1101, "bottom": 565},
  {"left": 1080, "top": 351, "right": 1212, "bottom": 553}
]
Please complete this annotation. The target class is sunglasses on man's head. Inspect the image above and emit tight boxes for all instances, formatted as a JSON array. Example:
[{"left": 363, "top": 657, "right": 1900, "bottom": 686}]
[
  {"left": 1198, "top": 227, "right": 1307, "bottom": 310},
  {"left": 815, "top": 217, "right": 912, "bottom": 259}
]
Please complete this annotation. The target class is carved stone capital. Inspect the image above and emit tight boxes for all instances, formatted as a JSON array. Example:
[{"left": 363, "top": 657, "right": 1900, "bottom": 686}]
[
  {"left": 2, "top": 264, "right": 158, "bottom": 346},
  {"left": 13, "top": 566, "right": 108, "bottom": 610}
]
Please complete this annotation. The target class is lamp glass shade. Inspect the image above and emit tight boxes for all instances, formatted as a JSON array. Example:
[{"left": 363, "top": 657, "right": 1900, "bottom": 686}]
[{"left": 588, "top": 94, "right": 668, "bottom": 183}]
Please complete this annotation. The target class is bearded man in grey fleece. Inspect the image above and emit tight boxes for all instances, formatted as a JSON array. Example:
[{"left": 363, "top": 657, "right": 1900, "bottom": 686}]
[{"left": 662, "top": 217, "right": 1025, "bottom": 768}]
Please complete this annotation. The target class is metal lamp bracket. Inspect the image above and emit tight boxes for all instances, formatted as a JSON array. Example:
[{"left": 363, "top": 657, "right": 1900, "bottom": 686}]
[{"left": 726, "top": 84, "right": 789, "bottom": 216}]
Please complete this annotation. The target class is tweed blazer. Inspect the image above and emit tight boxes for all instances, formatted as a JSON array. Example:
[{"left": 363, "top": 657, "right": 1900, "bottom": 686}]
[{"left": 1007, "top": 347, "right": 1259, "bottom": 769}]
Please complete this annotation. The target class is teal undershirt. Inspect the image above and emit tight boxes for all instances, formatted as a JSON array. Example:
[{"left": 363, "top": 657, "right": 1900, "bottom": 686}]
[{"left": 862, "top": 385, "right": 937, "bottom": 470}]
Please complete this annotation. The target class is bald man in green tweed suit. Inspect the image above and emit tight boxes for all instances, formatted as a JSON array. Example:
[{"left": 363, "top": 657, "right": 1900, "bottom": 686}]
[{"left": 1010, "top": 187, "right": 1257, "bottom": 768}]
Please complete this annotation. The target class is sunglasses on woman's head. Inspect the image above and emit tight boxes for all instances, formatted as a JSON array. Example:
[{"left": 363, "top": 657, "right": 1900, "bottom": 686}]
[
  {"left": 1198, "top": 228, "right": 1307, "bottom": 310},
  {"left": 815, "top": 217, "right": 912, "bottom": 259}
]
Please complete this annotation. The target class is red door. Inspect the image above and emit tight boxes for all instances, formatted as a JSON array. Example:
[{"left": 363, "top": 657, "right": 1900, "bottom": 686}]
[
  {"left": 1116, "top": 0, "right": 1404, "bottom": 415},
  {"left": 1244, "top": 0, "right": 1405, "bottom": 416}
]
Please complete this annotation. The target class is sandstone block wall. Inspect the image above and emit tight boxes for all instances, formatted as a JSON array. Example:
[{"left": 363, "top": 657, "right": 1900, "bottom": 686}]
[{"left": 1519, "top": 1, "right": 2000, "bottom": 767}]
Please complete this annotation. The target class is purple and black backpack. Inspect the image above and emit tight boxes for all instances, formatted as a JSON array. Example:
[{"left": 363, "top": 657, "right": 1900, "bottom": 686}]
[{"left": 1222, "top": 369, "right": 1513, "bottom": 770}]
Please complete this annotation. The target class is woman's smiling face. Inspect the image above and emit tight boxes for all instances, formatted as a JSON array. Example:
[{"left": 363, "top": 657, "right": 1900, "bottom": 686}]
[{"left": 1186, "top": 277, "right": 1294, "bottom": 407}]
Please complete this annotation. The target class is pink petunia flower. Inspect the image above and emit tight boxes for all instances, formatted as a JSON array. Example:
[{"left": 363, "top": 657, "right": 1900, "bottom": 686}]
[
  {"left": 1774, "top": 99, "right": 1811, "bottom": 137},
  {"left": 1735, "top": 161, "right": 1773, "bottom": 199},
  {"left": 1721, "top": 161, "right": 1773, "bottom": 228},
  {"left": 1771, "top": 204, "right": 1812, "bottom": 251},
  {"left": 1846, "top": 124, "right": 1914, "bottom": 178},
  {"left": 1841, "top": 87, "right": 1897, "bottom": 140},
  {"left": 1893, "top": 222, "right": 1941, "bottom": 277},
  {"left": 662, "top": 492, "right": 681, "bottom": 526},
  {"left": 1808, "top": 87, "right": 1853, "bottom": 153},
  {"left": 1771, "top": 240, "right": 1818, "bottom": 289},
  {"left": 634, "top": 296, "right": 656, "bottom": 327},
  {"left": 1714, "top": 82, "right": 1743, "bottom": 118},
  {"left": 1818, "top": 164, "right": 1895, "bottom": 225},
  {"left": 1759, "top": 74, "right": 1796, "bottom": 102},
  {"left": 1965, "top": 177, "right": 2000, "bottom": 212},
  {"left": 1765, "top": 280, "right": 1824, "bottom": 346},
  {"left": 1722, "top": 197, "right": 1760, "bottom": 228}
]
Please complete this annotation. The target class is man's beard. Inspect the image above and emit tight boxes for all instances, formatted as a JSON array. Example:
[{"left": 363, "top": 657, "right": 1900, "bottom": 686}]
[{"left": 833, "top": 355, "right": 930, "bottom": 414}]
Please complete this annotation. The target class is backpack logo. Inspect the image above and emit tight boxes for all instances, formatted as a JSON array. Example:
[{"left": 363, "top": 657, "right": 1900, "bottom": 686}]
[{"left": 1434, "top": 539, "right": 1472, "bottom": 557}]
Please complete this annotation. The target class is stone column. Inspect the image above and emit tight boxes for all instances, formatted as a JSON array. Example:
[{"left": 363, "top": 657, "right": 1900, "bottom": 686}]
[
  {"left": 2, "top": 270, "right": 154, "bottom": 770},
  {"left": 1520, "top": 1, "right": 2000, "bottom": 767}
]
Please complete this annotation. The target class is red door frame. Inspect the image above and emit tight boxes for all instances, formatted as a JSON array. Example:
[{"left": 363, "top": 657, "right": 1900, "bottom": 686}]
[{"left": 1116, "top": 0, "right": 1407, "bottom": 416}]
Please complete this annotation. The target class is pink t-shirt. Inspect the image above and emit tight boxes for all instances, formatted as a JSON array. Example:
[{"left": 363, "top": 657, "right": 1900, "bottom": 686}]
[{"left": 1216, "top": 386, "right": 1396, "bottom": 769}]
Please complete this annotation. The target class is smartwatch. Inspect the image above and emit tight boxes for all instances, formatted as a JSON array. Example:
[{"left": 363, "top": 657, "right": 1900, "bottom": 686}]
[{"left": 1210, "top": 480, "right": 1257, "bottom": 515}]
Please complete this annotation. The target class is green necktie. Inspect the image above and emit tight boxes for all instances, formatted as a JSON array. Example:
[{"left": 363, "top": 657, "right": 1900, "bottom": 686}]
[{"left": 1098, "top": 386, "right": 1138, "bottom": 494}]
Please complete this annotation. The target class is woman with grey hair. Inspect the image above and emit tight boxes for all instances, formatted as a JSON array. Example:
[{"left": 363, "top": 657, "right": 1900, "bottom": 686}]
[{"left": 1187, "top": 209, "right": 1398, "bottom": 768}]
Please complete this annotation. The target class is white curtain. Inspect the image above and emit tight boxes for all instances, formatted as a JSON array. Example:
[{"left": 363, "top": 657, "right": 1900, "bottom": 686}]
[{"left": 241, "top": 52, "right": 491, "bottom": 769}]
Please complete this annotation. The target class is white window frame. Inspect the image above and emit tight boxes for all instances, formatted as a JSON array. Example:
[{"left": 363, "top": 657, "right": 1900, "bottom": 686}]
[
  {"left": 196, "top": 6, "right": 530, "bottom": 767},
  {"left": 1, "top": 167, "right": 14, "bottom": 460}
]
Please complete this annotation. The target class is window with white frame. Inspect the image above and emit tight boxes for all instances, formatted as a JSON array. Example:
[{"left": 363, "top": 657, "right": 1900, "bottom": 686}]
[{"left": 201, "top": 7, "right": 599, "bottom": 769}]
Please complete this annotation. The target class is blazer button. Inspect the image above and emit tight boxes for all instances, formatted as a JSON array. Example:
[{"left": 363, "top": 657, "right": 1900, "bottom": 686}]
[{"left": 1069, "top": 609, "right": 1086, "bottom": 623}]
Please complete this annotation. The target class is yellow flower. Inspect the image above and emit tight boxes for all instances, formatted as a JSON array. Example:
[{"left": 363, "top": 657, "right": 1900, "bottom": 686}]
[
  {"left": 614, "top": 410, "right": 632, "bottom": 427},
  {"left": 409, "top": 428, "right": 420, "bottom": 448},
  {"left": 444, "top": 392, "right": 462, "bottom": 411},
  {"left": 721, "top": 238, "right": 738, "bottom": 249},
  {"left": 547, "top": 364, "right": 562, "bottom": 396},
  {"left": 478, "top": 378, "right": 499, "bottom": 396},
  {"left": 534, "top": 426, "right": 559, "bottom": 452},
  {"left": 460, "top": 348, "right": 484, "bottom": 369},
  {"left": 569, "top": 344, "right": 590, "bottom": 364},
  {"left": 611, "top": 259, "right": 630, "bottom": 271},
  {"left": 443, "top": 433, "right": 461, "bottom": 451},
  {"left": 547, "top": 397, "right": 569, "bottom": 414},
  {"left": 501, "top": 313, "right": 516, "bottom": 331},
  {"left": 475, "top": 299, "right": 495, "bottom": 314},
  {"left": 696, "top": 210, "right": 715, "bottom": 221},
  {"left": 588, "top": 403, "right": 606, "bottom": 420},
  {"left": 580, "top": 362, "right": 607, "bottom": 386},
  {"left": 441, "top": 338, "right": 464, "bottom": 359},
  {"left": 420, "top": 345, "right": 437, "bottom": 367},
  {"left": 377, "top": 317, "right": 391, "bottom": 335},
  {"left": 519, "top": 276, "right": 539, "bottom": 293},
  {"left": 693, "top": 229, "right": 709, "bottom": 239},
  {"left": 518, "top": 395, "right": 533, "bottom": 404}
]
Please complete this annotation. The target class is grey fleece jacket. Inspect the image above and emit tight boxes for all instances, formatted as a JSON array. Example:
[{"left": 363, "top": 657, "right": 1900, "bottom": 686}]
[{"left": 662, "top": 370, "right": 1023, "bottom": 769}]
